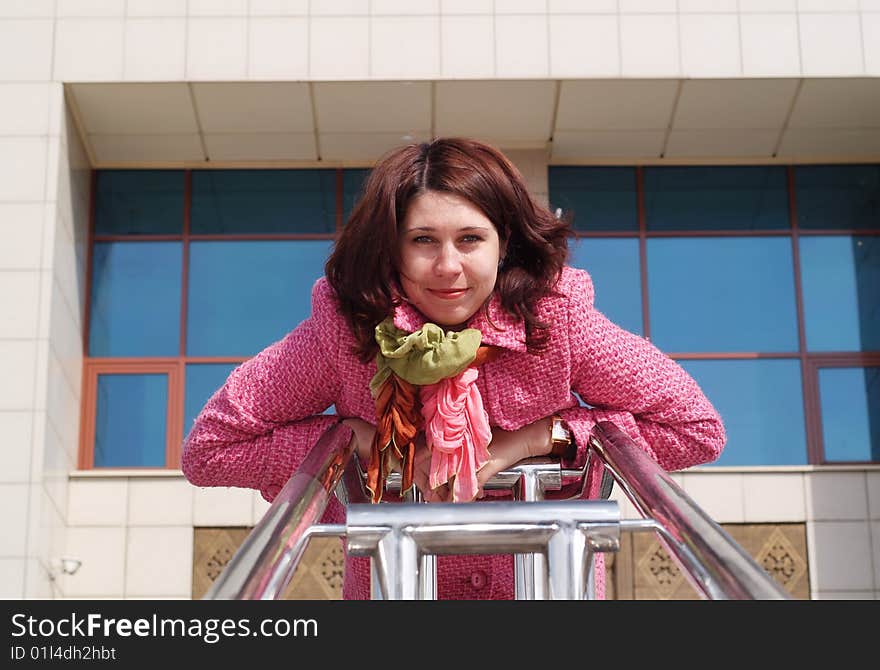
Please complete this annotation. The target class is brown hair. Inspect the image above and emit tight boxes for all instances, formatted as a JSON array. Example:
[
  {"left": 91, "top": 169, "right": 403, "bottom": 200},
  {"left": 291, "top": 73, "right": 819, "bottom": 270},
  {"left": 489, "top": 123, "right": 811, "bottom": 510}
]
[{"left": 325, "top": 137, "right": 572, "bottom": 361}]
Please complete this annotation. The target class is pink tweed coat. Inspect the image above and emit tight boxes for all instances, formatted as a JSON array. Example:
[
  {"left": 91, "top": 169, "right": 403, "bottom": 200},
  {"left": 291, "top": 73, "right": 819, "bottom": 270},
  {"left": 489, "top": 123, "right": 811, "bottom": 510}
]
[{"left": 181, "top": 265, "right": 726, "bottom": 600}]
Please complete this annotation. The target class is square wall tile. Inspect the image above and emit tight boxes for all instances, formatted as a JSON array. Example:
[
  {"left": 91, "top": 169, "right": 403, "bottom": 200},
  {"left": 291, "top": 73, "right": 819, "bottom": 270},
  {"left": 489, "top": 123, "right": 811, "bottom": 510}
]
[
  {"left": 495, "top": 15, "right": 549, "bottom": 78},
  {"left": 0, "top": 558, "right": 25, "bottom": 598},
  {"left": 797, "top": 1, "right": 858, "bottom": 11},
  {"left": 495, "top": 0, "right": 547, "bottom": 13},
  {"left": 57, "top": 0, "right": 125, "bottom": 17},
  {"left": 62, "top": 527, "right": 126, "bottom": 597},
  {"left": 680, "top": 14, "right": 740, "bottom": 77},
  {"left": 805, "top": 472, "right": 869, "bottom": 521},
  {"left": 186, "top": 18, "right": 248, "bottom": 80},
  {"left": 867, "top": 473, "right": 880, "bottom": 519},
  {"left": 549, "top": 15, "right": 619, "bottom": 77},
  {"left": 609, "top": 482, "right": 642, "bottom": 520},
  {"left": 620, "top": 14, "right": 680, "bottom": 77},
  {"left": 193, "top": 486, "right": 254, "bottom": 526},
  {"left": 0, "top": 484, "right": 29, "bottom": 556},
  {"left": 0, "top": 137, "right": 47, "bottom": 202},
  {"left": 67, "top": 479, "right": 128, "bottom": 526},
  {"left": 189, "top": 0, "right": 248, "bottom": 15},
  {"left": 0, "top": 341, "right": 37, "bottom": 411},
  {"left": 799, "top": 13, "right": 864, "bottom": 76},
  {"left": 873, "top": 521, "right": 880, "bottom": 589},
  {"left": 678, "top": 0, "right": 737, "bottom": 10},
  {"left": 549, "top": 0, "right": 617, "bottom": 11},
  {"left": 865, "top": 14, "right": 880, "bottom": 76},
  {"left": 681, "top": 472, "right": 745, "bottom": 523},
  {"left": 26, "top": 558, "right": 54, "bottom": 598},
  {"left": 0, "top": 1, "right": 55, "bottom": 18},
  {"left": 310, "top": 17, "right": 369, "bottom": 79},
  {"left": 442, "top": 0, "right": 493, "bottom": 12},
  {"left": 252, "top": 491, "right": 272, "bottom": 525},
  {"left": 743, "top": 473, "right": 806, "bottom": 522},
  {"left": 739, "top": 0, "right": 796, "bottom": 9},
  {"left": 248, "top": 18, "right": 309, "bottom": 79},
  {"left": 620, "top": 0, "right": 676, "bottom": 11},
  {"left": 54, "top": 19, "right": 125, "bottom": 81},
  {"left": 441, "top": 16, "right": 494, "bottom": 77},
  {"left": 250, "top": 0, "right": 309, "bottom": 15},
  {"left": 372, "top": 0, "right": 438, "bottom": 14},
  {"left": 311, "top": 0, "right": 369, "bottom": 15},
  {"left": 0, "top": 271, "right": 40, "bottom": 339},
  {"left": 128, "top": 478, "right": 194, "bottom": 526},
  {"left": 0, "top": 204, "right": 43, "bottom": 271},
  {"left": 124, "top": 19, "right": 186, "bottom": 81},
  {"left": 371, "top": 17, "right": 440, "bottom": 78},
  {"left": 0, "top": 412, "right": 34, "bottom": 483},
  {"left": 125, "top": 527, "right": 193, "bottom": 597},
  {"left": 0, "top": 20, "right": 53, "bottom": 80},
  {"left": 127, "top": 0, "right": 187, "bottom": 17},
  {"left": 0, "top": 84, "right": 50, "bottom": 135},
  {"left": 740, "top": 14, "right": 801, "bottom": 76},
  {"left": 807, "top": 521, "right": 873, "bottom": 591},
  {"left": 813, "top": 590, "right": 874, "bottom": 599}
]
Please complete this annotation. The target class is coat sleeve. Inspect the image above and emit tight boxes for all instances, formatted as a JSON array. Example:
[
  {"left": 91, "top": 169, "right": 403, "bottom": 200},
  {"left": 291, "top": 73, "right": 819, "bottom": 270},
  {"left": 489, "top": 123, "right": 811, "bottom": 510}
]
[
  {"left": 556, "top": 269, "right": 726, "bottom": 473},
  {"left": 180, "top": 278, "right": 345, "bottom": 501}
]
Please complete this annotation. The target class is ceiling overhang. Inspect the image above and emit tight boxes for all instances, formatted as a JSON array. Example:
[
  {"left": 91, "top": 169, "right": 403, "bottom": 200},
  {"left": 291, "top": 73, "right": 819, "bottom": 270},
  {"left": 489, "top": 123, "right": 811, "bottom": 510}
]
[{"left": 65, "top": 77, "right": 880, "bottom": 168}]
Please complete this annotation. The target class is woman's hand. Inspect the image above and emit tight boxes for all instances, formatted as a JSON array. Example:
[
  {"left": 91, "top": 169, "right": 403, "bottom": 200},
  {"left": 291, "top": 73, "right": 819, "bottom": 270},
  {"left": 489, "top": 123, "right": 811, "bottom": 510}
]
[
  {"left": 341, "top": 417, "right": 375, "bottom": 465},
  {"left": 473, "top": 417, "right": 553, "bottom": 499}
]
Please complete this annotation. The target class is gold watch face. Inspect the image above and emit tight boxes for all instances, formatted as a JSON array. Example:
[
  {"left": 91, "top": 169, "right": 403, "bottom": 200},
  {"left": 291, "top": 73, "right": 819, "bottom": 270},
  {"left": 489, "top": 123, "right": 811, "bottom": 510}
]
[{"left": 551, "top": 419, "right": 571, "bottom": 444}]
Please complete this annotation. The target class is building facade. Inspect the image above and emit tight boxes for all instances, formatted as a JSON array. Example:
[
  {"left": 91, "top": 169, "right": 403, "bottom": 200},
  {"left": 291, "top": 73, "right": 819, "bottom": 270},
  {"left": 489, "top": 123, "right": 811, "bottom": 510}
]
[{"left": 0, "top": 0, "right": 878, "bottom": 600}]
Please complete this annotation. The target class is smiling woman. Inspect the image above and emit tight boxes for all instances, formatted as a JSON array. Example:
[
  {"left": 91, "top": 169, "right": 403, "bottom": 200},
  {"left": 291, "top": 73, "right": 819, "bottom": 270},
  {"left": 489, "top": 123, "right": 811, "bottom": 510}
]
[
  {"left": 397, "top": 191, "right": 502, "bottom": 330},
  {"left": 181, "top": 137, "right": 727, "bottom": 601}
]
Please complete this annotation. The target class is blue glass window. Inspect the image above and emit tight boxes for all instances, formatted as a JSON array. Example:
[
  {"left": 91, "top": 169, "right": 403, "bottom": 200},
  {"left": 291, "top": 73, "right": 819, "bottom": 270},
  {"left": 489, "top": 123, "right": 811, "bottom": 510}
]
[
  {"left": 89, "top": 242, "right": 182, "bottom": 357},
  {"left": 548, "top": 167, "right": 638, "bottom": 232},
  {"left": 819, "top": 367, "right": 880, "bottom": 462},
  {"left": 647, "top": 237, "right": 798, "bottom": 352},
  {"left": 186, "top": 240, "right": 333, "bottom": 357},
  {"left": 799, "top": 236, "right": 880, "bottom": 352},
  {"left": 679, "top": 359, "right": 807, "bottom": 466},
  {"left": 795, "top": 164, "right": 880, "bottom": 230},
  {"left": 191, "top": 170, "right": 336, "bottom": 234},
  {"left": 569, "top": 237, "right": 643, "bottom": 336},
  {"left": 184, "top": 363, "right": 239, "bottom": 438},
  {"left": 643, "top": 166, "right": 789, "bottom": 231},
  {"left": 343, "top": 168, "right": 370, "bottom": 225},
  {"left": 94, "top": 373, "right": 168, "bottom": 467},
  {"left": 95, "top": 170, "right": 184, "bottom": 235}
]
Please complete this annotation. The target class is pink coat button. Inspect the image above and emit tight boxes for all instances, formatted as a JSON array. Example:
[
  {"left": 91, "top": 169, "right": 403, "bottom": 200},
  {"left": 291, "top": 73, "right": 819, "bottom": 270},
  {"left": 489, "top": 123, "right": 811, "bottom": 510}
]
[{"left": 470, "top": 571, "right": 487, "bottom": 589}]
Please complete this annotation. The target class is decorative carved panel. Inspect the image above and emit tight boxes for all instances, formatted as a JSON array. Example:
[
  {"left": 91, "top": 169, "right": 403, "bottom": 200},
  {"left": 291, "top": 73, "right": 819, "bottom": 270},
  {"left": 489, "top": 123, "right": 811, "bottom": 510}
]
[
  {"left": 609, "top": 523, "right": 810, "bottom": 600},
  {"left": 192, "top": 528, "right": 344, "bottom": 600},
  {"left": 194, "top": 523, "right": 810, "bottom": 600}
]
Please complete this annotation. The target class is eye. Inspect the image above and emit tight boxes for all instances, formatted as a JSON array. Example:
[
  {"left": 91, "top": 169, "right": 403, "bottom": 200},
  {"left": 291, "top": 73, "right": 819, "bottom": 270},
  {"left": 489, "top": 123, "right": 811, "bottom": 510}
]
[
  {"left": 411, "top": 235, "right": 435, "bottom": 244},
  {"left": 460, "top": 234, "right": 483, "bottom": 244}
]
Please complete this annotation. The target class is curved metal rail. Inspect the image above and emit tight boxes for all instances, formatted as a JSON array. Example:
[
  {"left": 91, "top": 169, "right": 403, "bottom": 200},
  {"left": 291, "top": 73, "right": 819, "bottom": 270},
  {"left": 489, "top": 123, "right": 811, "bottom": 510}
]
[{"left": 203, "top": 418, "right": 790, "bottom": 600}]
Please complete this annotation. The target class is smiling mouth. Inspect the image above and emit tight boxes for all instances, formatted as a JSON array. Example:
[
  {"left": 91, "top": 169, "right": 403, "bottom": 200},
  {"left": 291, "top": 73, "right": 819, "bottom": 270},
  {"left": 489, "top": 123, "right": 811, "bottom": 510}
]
[{"left": 428, "top": 288, "right": 469, "bottom": 299}]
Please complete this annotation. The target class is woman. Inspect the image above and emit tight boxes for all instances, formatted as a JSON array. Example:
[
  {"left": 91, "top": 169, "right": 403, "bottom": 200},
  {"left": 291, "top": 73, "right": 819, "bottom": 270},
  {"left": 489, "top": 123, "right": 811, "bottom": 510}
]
[{"left": 181, "top": 137, "right": 726, "bottom": 600}]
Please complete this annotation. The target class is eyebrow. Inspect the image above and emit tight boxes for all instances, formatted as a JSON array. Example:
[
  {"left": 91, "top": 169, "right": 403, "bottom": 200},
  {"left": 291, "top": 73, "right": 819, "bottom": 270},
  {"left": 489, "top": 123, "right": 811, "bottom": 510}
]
[{"left": 405, "top": 225, "right": 490, "bottom": 232}]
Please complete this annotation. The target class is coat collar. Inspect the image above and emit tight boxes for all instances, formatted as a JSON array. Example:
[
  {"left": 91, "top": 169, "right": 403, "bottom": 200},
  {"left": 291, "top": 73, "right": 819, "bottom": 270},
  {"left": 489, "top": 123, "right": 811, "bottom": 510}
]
[{"left": 391, "top": 292, "right": 528, "bottom": 353}]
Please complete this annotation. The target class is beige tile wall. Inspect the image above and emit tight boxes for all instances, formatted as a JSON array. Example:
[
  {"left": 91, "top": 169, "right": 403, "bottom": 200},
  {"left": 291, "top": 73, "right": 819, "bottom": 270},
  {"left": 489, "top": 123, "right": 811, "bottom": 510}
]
[{"left": 1, "top": 0, "right": 879, "bottom": 600}]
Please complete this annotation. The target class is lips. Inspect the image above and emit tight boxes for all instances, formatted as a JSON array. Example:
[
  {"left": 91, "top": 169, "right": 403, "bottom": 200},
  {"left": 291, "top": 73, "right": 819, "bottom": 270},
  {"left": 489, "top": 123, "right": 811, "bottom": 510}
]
[{"left": 428, "top": 288, "right": 469, "bottom": 300}]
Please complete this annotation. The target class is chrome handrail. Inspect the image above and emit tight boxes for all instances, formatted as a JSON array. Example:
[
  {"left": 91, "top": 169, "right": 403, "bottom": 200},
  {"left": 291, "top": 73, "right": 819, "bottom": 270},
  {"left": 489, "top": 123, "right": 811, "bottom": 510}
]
[
  {"left": 589, "top": 420, "right": 790, "bottom": 600},
  {"left": 203, "top": 421, "right": 354, "bottom": 600},
  {"left": 203, "top": 417, "right": 790, "bottom": 600}
]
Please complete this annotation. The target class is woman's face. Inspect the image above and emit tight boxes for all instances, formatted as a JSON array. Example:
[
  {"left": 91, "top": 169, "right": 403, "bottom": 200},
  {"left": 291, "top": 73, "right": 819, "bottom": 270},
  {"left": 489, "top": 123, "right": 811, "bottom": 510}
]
[{"left": 397, "top": 190, "right": 502, "bottom": 329}]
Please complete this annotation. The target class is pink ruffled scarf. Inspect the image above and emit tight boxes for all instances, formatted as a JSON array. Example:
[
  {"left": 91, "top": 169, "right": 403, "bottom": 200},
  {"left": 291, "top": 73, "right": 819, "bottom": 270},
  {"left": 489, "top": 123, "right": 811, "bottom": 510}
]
[{"left": 421, "top": 367, "right": 493, "bottom": 502}]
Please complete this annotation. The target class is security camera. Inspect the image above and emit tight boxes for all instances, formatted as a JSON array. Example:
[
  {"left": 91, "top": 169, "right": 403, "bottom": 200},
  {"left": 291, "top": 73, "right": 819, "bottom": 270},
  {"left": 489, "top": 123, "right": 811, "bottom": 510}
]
[{"left": 57, "top": 557, "right": 82, "bottom": 575}]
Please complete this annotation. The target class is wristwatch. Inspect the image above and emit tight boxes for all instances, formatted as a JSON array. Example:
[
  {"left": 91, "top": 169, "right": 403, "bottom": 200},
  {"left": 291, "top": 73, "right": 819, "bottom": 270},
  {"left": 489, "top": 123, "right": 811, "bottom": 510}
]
[{"left": 549, "top": 414, "right": 575, "bottom": 460}]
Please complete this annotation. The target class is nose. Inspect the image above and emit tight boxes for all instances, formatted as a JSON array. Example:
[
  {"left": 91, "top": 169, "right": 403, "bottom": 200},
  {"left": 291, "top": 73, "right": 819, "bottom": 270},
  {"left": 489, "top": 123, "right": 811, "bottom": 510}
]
[{"left": 433, "top": 243, "right": 463, "bottom": 276}]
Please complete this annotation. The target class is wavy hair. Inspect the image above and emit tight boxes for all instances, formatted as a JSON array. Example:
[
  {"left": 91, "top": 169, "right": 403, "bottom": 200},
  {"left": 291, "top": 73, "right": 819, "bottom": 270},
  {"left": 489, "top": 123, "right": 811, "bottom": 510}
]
[{"left": 325, "top": 137, "right": 572, "bottom": 361}]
